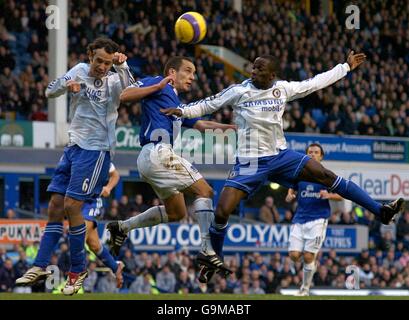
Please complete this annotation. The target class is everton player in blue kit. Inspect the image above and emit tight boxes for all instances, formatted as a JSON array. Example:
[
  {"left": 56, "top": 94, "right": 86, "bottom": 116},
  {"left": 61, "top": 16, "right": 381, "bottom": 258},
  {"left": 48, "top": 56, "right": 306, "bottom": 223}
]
[
  {"left": 163, "top": 52, "right": 405, "bottom": 281},
  {"left": 107, "top": 57, "right": 235, "bottom": 277},
  {"left": 286, "top": 144, "right": 343, "bottom": 296},
  {"left": 15, "top": 38, "right": 134, "bottom": 295}
]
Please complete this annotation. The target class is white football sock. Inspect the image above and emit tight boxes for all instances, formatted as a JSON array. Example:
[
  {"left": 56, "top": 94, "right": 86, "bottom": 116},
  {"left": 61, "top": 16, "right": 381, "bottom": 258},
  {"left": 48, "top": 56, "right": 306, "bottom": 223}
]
[
  {"left": 193, "top": 198, "right": 215, "bottom": 255},
  {"left": 302, "top": 261, "right": 316, "bottom": 291},
  {"left": 119, "top": 206, "right": 168, "bottom": 233}
]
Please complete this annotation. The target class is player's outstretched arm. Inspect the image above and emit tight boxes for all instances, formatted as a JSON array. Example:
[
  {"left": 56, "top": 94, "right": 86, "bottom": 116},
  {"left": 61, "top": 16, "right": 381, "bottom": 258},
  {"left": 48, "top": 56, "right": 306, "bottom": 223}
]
[
  {"left": 285, "top": 50, "right": 366, "bottom": 102},
  {"left": 162, "top": 84, "right": 240, "bottom": 118},
  {"left": 193, "top": 120, "right": 236, "bottom": 132},
  {"left": 101, "top": 168, "right": 120, "bottom": 198},
  {"left": 112, "top": 52, "right": 135, "bottom": 90},
  {"left": 120, "top": 75, "right": 175, "bottom": 103},
  {"left": 320, "top": 190, "right": 343, "bottom": 201},
  {"left": 45, "top": 63, "right": 83, "bottom": 98}
]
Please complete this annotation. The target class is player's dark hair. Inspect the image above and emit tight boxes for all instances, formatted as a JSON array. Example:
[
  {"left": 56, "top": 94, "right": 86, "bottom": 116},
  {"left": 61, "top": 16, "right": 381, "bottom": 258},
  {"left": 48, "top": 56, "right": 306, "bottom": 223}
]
[
  {"left": 87, "top": 37, "right": 119, "bottom": 55},
  {"left": 164, "top": 56, "right": 193, "bottom": 75},
  {"left": 259, "top": 54, "right": 279, "bottom": 74},
  {"left": 306, "top": 143, "right": 325, "bottom": 157}
]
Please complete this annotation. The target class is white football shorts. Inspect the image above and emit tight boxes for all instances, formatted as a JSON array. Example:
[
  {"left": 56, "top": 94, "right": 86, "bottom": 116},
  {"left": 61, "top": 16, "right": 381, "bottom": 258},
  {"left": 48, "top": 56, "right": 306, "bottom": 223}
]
[
  {"left": 288, "top": 218, "right": 328, "bottom": 254},
  {"left": 137, "top": 143, "right": 203, "bottom": 199}
]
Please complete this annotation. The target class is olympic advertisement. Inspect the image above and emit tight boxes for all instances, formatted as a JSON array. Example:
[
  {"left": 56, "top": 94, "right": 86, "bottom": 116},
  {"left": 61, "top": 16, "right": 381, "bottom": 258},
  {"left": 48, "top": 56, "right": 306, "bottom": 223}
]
[
  {"left": 0, "top": 220, "right": 368, "bottom": 254},
  {"left": 96, "top": 223, "right": 368, "bottom": 254}
]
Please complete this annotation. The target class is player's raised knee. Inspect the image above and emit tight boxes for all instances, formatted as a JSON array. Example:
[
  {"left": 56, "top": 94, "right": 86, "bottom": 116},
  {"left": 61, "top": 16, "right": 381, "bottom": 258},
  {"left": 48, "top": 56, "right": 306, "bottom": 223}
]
[
  {"left": 289, "top": 251, "right": 302, "bottom": 262},
  {"left": 167, "top": 210, "right": 186, "bottom": 222},
  {"left": 197, "top": 186, "right": 214, "bottom": 199}
]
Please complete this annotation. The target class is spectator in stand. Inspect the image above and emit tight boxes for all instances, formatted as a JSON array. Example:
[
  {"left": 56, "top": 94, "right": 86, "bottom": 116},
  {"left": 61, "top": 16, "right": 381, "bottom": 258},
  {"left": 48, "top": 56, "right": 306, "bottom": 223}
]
[
  {"left": 129, "top": 271, "right": 153, "bottom": 294},
  {"left": 259, "top": 196, "right": 280, "bottom": 224},
  {"left": 156, "top": 264, "right": 176, "bottom": 293},
  {"left": 175, "top": 271, "right": 194, "bottom": 294},
  {"left": 13, "top": 250, "right": 29, "bottom": 280},
  {"left": 83, "top": 261, "right": 98, "bottom": 293},
  {"left": 281, "top": 210, "right": 293, "bottom": 224},
  {"left": 118, "top": 195, "right": 131, "bottom": 219},
  {"left": 131, "top": 194, "right": 149, "bottom": 214},
  {"left": 0, "top": 258, "right": 15, "bottom": 292},
  {"left": 96, "top": 272, "right": 119, "bottom": 293},
  {"left": 397, "top": 211, "right": 409, "bottom": 246},
  {"left": 5, "top": 208, "right": 16, "bottom": 219}
]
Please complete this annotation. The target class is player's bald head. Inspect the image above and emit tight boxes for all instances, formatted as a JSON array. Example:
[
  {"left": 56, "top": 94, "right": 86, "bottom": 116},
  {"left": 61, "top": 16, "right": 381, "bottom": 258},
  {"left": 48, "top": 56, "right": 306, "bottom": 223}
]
[{"left": 257, "top": 55, "right": 278, "bottom": 74}]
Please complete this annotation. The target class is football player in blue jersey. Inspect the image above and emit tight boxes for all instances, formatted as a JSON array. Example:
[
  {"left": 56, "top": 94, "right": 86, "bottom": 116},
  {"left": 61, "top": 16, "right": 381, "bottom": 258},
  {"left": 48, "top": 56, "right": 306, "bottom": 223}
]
[
  {"left": 106, "top": 56, "right": 235, "bottom": 280},
  {"left": 162, "top": 52, "right": 404, "bottom": 282},
  {"left": 285, "top": 143, "right": 343, "bottom": 296},
  {"left": 15, "top": 38, "right": 134, "bottom": 295}
]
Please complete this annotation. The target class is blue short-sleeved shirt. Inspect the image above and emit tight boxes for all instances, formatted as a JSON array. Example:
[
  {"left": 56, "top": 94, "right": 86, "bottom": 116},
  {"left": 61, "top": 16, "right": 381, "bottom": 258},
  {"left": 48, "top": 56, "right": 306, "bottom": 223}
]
[{"left": 133, "top": 76, "right": 201, "bottom": 146}]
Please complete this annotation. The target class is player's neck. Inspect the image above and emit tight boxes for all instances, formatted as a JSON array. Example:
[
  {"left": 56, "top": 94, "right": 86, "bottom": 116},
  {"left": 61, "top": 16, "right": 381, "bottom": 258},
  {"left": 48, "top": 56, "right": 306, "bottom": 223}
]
[{"left": 253, "top": 80, "right": 274, "bottom": 90}]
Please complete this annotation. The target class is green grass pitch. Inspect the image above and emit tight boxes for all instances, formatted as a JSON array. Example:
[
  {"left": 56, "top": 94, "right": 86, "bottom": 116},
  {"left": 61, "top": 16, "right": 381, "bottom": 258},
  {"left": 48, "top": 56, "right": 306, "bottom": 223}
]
[{"left": 1, "top": 293, "right": 409, "bottom": 300}]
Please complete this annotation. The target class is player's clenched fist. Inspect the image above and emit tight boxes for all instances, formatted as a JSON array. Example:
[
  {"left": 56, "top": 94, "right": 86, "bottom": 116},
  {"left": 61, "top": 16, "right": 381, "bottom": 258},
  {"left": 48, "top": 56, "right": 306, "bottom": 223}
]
[
  {"left": 157, "top": 75, "right": 176, "bottom": 90},
  {"left": 112, "top": 52, "right": 127, "bottom": 65},
  {"left": 160, "top": 108, "right": 183, "bottom": 117},
  {"left": 100, "top": 186, "right": 112, "bottom": 197},
  {"left": 66, "top": 80, "right": 81, "bottom": 93}
]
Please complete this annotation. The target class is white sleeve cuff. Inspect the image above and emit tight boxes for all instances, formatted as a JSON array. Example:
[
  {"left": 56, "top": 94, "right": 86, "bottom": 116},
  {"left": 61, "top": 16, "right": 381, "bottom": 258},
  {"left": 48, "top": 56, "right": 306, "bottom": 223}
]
[
  {"left": 342, "top": 62, "right": 351, "bottom": 72},
  {"left": 177, "top": 105, "right": 185, "bottom": 116},
  {"left": 113, "top": 61, "right": 129, "bottom": 70}
]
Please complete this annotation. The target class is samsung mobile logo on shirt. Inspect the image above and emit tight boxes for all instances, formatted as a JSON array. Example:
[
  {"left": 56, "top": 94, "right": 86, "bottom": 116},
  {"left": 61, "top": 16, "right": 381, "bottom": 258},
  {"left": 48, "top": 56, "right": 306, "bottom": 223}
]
[{"left": 243, "top": 99, "right": 284, "bottom": 109}]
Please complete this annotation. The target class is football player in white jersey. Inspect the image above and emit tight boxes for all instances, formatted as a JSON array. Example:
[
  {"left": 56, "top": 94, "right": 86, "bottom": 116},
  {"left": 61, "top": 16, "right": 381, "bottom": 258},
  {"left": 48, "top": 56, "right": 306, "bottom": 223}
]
[
  {"left": 163, "top": 52, "right": 404, "bottom": 281},
  {"left": 15, "top": 38, "right": 134, "bottom": 294}
]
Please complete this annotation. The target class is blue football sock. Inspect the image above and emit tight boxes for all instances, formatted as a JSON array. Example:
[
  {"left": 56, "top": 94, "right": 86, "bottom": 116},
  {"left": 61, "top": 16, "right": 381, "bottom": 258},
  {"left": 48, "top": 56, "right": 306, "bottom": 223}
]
[
  {"left": 68, "top": 223, "right": 87, "bottom": 273},
  {"left": 34, "top": 222, "right": 63, "bottom": 268},
  {"left": 330, "top": 176, "right": 382, "bottom": 216},
  {"left": 209, "top": 223, "right": 228, "bottom": 259},
  {"left": 97, "top": 246, "right": 118, "bottom": 273}
]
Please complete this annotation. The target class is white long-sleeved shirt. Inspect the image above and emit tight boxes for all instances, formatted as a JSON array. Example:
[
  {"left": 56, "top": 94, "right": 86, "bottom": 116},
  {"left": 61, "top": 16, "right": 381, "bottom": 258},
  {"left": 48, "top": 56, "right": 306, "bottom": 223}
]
[
  {"left": 181, "top": 63, "right": 350, "bottom": 157},
  {"left": 46, "top": 62, "right": 134, "bottom": 152}
]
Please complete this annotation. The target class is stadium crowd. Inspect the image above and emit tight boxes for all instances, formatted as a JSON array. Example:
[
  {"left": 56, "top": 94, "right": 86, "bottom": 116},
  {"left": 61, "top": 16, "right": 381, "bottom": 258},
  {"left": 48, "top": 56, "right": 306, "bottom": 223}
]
[{"left": 1, "top": 0, "right": 409, "bottom": 137}]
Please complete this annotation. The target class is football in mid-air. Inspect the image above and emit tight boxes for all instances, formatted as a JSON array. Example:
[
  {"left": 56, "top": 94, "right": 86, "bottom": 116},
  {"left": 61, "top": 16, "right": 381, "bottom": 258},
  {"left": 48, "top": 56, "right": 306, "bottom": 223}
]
[{"left": 174, "top": 12, "right": 207, "bottom": 44}]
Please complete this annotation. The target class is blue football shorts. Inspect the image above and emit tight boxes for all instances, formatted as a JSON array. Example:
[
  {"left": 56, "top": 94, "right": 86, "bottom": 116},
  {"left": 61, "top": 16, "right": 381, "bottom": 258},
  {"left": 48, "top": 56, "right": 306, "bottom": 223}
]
[
  {"left": 224, "top": 149, "right": 311, "bottom": 196},
  {"left": 47, "top": 145, "right": 110, "bottom": 201}
]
